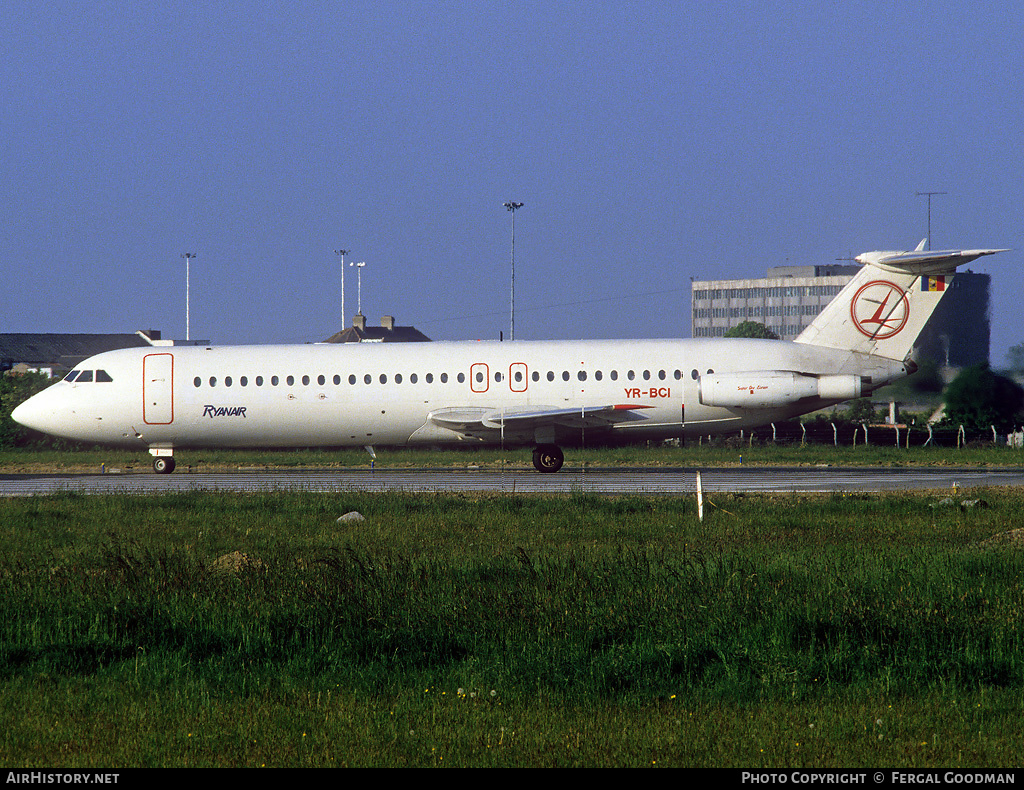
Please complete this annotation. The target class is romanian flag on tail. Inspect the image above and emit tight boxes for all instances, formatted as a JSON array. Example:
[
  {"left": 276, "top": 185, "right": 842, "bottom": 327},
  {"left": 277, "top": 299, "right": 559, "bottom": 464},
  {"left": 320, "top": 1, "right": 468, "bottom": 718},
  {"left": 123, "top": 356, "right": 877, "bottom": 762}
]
[{"left": 921, "top": 275, "right": 946, "bottom": 292}]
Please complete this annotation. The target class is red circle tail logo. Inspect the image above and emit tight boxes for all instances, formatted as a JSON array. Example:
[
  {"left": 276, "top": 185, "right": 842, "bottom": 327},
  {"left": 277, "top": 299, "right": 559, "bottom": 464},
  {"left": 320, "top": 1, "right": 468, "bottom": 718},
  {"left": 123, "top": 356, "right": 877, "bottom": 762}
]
[{"left": 850, "top": 280, "right": 909, "bottom": 339}]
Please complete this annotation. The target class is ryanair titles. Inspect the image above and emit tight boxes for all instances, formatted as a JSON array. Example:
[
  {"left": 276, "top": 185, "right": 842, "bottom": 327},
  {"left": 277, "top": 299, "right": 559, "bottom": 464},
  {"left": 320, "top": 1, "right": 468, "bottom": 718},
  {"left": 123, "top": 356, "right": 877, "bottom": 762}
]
[{"left": 203, "top": 405, "right": 248, "bottom": 419}]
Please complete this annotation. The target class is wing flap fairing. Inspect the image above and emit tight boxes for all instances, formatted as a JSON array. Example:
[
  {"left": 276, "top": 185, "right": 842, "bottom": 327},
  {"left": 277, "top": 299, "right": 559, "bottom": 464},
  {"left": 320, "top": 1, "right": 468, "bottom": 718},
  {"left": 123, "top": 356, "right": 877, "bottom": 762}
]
[{"left": 428, "top": 403, "right": 652, "bottom": 440}]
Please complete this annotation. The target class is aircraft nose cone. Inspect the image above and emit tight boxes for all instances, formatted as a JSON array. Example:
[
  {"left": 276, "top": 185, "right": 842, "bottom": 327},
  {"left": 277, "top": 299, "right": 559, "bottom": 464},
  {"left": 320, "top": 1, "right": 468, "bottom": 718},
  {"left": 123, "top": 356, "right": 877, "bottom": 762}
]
[{"left": 11, "top": 393, "right": 53, "bottom": 434}]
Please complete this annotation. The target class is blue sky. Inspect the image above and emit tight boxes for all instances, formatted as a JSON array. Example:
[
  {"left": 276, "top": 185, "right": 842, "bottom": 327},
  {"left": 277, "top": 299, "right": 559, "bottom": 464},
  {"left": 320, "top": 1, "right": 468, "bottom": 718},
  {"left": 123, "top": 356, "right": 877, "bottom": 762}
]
[{"left": 4, "top": 2, "right": 1022, "bottom": 363}]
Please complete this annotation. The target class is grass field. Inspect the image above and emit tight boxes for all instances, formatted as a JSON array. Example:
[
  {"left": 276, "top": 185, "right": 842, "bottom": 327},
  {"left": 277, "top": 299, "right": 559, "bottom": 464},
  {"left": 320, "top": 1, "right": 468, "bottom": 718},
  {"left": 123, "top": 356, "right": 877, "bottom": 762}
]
[{"left": 2, "top": 482, "right": 1023, "bottom": 767}]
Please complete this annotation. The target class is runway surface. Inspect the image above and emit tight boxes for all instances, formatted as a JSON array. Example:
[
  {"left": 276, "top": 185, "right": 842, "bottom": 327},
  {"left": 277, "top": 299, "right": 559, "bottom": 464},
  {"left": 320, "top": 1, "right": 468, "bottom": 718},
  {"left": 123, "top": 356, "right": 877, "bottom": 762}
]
[{"left": 2, "top": 466, "right": 1023, "bottom": 496}]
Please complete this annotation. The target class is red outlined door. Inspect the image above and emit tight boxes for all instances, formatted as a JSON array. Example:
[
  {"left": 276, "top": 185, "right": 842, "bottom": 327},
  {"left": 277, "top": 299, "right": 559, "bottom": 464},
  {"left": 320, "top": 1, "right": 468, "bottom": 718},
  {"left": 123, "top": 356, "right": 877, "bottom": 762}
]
[
  {"left": 470, "top": 363, "right": 489, "bottom": 393},
  {"left": 143, "top": 353, "right": 174, "bottom": 425},
  {"left": 510, "top": 362, "right": 528, "bottom": 392}
]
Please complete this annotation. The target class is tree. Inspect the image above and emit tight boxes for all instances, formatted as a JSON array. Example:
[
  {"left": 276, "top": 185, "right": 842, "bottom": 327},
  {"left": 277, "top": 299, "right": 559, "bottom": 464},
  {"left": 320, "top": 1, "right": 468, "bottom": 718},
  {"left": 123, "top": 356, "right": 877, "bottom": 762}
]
[
  {"left": 724, "top": 321, "right": 779, "bottom": 340},
  {"left": 845, "top": 398, "right": 880, "bottom": 425},
  {"left": 0, "top": 371, "right": 54, "bottom": 448},
  {"left": 1005, "top": 343, "right": 1024, "bottom": 377},
  {"left": 942, "top": 362, "right": 1024, "bottom": 432}
]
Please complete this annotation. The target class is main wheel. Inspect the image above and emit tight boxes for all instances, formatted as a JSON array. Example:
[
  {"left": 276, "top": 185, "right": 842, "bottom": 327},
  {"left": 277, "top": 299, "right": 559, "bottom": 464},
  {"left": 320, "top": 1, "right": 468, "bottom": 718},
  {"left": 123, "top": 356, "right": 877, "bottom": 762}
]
[
  {"left": 153, "top": 457, "right": 176, "bottom": 474},
  {"left": 532, "top": 444, "right": 564, "bottom": 473}
]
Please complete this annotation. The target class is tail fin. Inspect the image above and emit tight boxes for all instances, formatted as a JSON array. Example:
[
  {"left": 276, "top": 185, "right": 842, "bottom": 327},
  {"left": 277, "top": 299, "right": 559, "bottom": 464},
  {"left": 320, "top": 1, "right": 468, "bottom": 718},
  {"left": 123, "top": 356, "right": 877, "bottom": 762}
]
[{"left": 795, "top": 245, "right": 1007, "bottom": 360}]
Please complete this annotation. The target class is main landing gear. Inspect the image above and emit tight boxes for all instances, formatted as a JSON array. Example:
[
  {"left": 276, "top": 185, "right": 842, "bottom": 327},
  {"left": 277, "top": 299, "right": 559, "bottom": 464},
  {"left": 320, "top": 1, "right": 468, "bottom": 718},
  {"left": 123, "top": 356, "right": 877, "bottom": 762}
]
[{"left": 532, "top": 444, "right": 564, "bottom": 474}]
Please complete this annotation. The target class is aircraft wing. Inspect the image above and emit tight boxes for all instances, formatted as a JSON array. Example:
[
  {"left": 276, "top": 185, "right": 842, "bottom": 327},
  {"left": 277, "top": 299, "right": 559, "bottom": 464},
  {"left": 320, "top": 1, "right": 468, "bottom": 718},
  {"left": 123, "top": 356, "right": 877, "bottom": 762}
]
[{"left": 428, "top": 403, "right": 652, "bottom": 440}]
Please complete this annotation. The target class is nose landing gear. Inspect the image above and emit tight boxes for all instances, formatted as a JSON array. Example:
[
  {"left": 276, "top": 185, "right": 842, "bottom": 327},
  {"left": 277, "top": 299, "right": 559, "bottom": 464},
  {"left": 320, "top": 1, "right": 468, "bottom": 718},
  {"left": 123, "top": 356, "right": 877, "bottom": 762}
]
[
  {"left": 152, "top": 456, "right": 176, "bottom": 474},
  {"left": 149, "top": 448, "right": 176, "bottom": 474}
]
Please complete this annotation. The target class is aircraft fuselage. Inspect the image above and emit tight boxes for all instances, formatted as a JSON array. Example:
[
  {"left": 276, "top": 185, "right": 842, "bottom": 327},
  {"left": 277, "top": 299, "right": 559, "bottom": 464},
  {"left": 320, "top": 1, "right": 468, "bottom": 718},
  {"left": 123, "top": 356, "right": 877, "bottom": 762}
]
[{"left": 12, "top": 337, "right": 907, "bottom": 457}]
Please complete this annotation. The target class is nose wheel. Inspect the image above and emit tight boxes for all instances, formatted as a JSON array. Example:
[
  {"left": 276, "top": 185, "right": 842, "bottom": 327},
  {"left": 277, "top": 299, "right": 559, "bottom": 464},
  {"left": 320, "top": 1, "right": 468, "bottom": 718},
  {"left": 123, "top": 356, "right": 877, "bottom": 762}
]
[
  {"left": 532, "top": 444, "right": 564, "bottom": 473},
  {"left": 152, "top": 457, "right": 176, "bottom": 474}
]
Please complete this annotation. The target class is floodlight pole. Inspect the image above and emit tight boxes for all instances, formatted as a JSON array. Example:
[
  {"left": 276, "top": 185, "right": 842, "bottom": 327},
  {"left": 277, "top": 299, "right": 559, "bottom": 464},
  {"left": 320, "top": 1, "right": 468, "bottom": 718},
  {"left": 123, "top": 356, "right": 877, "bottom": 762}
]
[
  {"left": 335, "top": 249, "right": 349, "bottom": 328},
  {"left": 181, "top": 253, "right": 197, "bottom": 341},
  {"left": 504, "top": 201, "right": 524, "bottom": 340}
]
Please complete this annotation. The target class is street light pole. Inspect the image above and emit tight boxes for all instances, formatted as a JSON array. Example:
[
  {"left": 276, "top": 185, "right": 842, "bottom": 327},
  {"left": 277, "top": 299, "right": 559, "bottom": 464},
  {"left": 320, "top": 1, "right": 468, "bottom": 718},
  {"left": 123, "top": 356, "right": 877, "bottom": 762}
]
[
  {"left": 335, "top": 249, "right": 349, "bottom": 328},
  {"left": 503, "top": 201, "right": 523, "bottom": 340},
  {"left": 350, "top": 261, "right": 366, "bottom": 315},
  {"left": 181, "top": 252, "right": 197, "bottom": 341}
]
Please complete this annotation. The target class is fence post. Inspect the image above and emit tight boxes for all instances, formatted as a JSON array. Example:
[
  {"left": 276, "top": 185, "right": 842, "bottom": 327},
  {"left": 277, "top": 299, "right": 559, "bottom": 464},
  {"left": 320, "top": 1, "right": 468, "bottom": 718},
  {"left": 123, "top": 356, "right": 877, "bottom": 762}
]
[{"left": 831, "top": 422, "right": 837, "bottom": 447}]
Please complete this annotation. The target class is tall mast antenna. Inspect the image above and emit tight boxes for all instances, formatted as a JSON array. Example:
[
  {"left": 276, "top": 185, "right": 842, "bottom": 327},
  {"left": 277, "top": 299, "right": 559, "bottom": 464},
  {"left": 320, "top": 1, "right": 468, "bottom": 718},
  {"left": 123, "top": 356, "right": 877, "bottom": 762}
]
[{"left": 916, "top": 191, "right": 947, "bottom": 250}]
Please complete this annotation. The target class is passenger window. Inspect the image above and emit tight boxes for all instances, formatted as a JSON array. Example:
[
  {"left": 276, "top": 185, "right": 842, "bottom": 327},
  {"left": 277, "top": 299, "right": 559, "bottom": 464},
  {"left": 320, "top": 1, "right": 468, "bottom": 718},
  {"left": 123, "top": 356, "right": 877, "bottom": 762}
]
[
  {"left": 302, "top": 375, "right": 310, "bottom": 386},
  {"left": 256, "top": 376, "right": 264, "bottom": 386},
  {"left": 457, "top": 373, "right": 465, "bottom": 383},
  {"left": 658, "top": 370, "right": 666, "bottom": 380},
  {"left": 594, "top": 370, "right": 602, "bottom": 381},
  {"left": 287, "top": 375, "right": 295, "bottom": 386},
  {"left": 193, "top": 377, "right": 201, "bottom": 388},
  {"left": 562, "top": 371, "right": 570, "bottom": 381},
  {"left": 396, "top": 374, "right": 403, "bottom": 384},
  {"left": 441, "top": 373, "right": 448, "bottom": 383},
  {"left": 318, "top": 375, "right": 326, "bottom": 386},
  {"left": 208, "top": 376, "right": 216, "bottom": 387},
  {"left": 225, "top": 376, "right": 233, "bottom": 387},
  {"left": 643, "top": 370, "right": 651, "bottom": 381},
  {"left": 96, "top": 370, "right": 113, "bottom": 383},
  {"left": 426, "top": 373, "right": 433, "bottom": 383},
  {"left": 333, "top": 375, "right": 340, "bottom": 385},
  {"left": 348, "top": 374, "right": 356, "bottom": 385},
  {"left": 547, "top": 371, "right": 554, "bottom": 382},
  {"left": 271, "top": 376, "right": 279, "bottom": 386},
  {"left": 610, "top": 370, "right": 618, "bottom": 381},
  {"left": 240, "top": 376, "right": 248, "bottom": 387},
  {"left": 577, "top": 371, "right": 586, "bottom": 381},
  {"left": 364, "top": 374, "right": 372, "bottom": 384},
  {"left": 410, "top": 373, "right": 418, "bottom": 384},
  {"left": 380, "top": 374, "right": 388, "bottom": 384},
  {"left": 627, "top": 370, "right": 635, "bottom": 381}
]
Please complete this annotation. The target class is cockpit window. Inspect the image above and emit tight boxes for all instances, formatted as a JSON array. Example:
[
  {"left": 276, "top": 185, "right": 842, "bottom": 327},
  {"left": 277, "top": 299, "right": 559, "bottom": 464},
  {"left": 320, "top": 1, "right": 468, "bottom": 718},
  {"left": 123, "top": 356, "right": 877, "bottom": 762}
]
[
  {"left": 96, "top": 370, "right": 113, "bottom": 382},
  {"left": 65, "top": 370, "right": 80, "bottom": 382},
  {"left": 77, "top": 370, "right": 94, "bottom": 383}
]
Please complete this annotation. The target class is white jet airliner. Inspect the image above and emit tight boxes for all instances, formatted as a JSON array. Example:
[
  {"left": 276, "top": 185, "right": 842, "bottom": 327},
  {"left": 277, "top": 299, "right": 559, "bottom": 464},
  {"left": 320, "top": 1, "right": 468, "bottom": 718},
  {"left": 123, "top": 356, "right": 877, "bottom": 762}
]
[{"left": 12, "top": 242, "right": 1005, "bottom": 473}]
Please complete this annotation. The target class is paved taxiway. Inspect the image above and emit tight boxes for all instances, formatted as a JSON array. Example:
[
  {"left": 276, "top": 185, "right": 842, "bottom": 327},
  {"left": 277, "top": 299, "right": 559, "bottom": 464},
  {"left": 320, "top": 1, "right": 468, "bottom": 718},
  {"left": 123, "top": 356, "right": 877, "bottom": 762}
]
[{"left": 2, "top": 466, "right": 1023, "bottom": 497}]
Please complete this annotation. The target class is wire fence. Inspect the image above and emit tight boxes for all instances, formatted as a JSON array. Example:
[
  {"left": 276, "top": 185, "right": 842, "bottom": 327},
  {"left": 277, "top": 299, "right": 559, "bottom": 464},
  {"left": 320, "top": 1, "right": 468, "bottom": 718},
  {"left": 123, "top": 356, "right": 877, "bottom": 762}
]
[{"left": 690, "top": 421, "right": 1024, "bottom": 448}]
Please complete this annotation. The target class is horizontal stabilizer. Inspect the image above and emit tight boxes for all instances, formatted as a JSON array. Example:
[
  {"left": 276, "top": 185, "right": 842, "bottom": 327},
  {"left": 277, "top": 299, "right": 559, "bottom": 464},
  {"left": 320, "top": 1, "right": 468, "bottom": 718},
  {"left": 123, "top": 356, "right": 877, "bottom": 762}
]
[{"left": 856, "top": 247, "right": 1008, "bottom": 274}]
